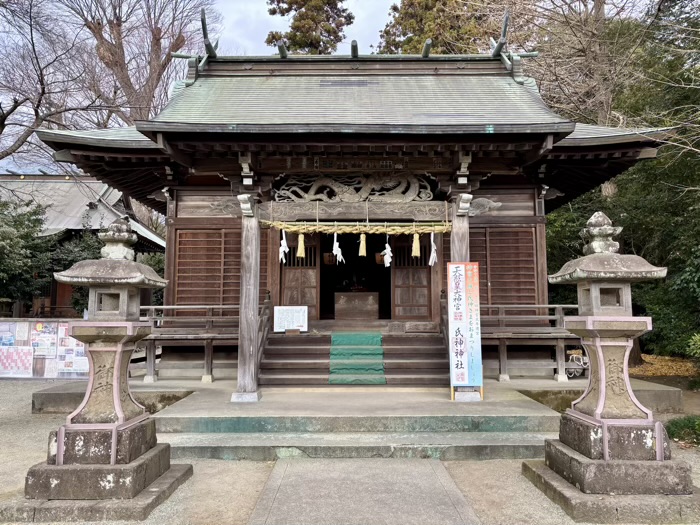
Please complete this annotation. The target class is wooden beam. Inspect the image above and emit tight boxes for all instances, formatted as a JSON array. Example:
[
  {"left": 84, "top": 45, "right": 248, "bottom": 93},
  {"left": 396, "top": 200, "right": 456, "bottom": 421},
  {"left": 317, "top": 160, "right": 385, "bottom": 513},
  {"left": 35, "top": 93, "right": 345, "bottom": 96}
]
[
  {"left": 156, "top": 133, "right": 193, "bottom": 168},
  {"left": 259, "top": 201, "right": 453, "bottom": 222},
  {"left": 233, "top": 194, "right": 261, "bottom": 402},
  {"left": 201, "top": 8, "right": 217, "bottom": 58},
  {"left": 422, "top": 39, "right": 433, "bottom": 58},
  {"left": 450, "top": 197, "right": 471, "bottom": 262}
]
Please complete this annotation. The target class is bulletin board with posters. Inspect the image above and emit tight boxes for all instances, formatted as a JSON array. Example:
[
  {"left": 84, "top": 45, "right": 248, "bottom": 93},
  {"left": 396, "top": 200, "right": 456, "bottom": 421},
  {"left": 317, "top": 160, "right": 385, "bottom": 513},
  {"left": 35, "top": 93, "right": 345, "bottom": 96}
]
[{"left": 0, "top": 320, "right": 89, "bottom": 379}]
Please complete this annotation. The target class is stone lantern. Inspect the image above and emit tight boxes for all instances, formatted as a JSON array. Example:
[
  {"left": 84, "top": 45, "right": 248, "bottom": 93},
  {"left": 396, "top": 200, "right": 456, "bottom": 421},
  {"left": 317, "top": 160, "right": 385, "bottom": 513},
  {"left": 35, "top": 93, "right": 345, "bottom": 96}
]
[
  {"left": 523, "top": 212, "right": 700, "bottom": 523},
  {"left": 19, "top": 218, "right": 191, "bottom": 521}
]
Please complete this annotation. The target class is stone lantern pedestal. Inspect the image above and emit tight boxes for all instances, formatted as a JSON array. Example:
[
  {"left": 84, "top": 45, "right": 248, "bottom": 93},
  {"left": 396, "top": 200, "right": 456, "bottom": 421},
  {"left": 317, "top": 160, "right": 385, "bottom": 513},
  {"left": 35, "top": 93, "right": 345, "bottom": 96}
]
[
  {"left": 523, "top": 212, "right": 700, "bottom": 523},
  {"left": 7, "top": 219, "right": 192, "bottom": 522}
]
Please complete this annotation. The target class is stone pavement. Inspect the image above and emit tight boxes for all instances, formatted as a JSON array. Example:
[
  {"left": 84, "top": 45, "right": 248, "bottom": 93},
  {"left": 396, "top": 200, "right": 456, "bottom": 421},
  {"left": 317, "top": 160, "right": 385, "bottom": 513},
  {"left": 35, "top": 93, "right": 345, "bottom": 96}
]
[{"left": 248, "top": 459, "right": 481, "bottom": 525}]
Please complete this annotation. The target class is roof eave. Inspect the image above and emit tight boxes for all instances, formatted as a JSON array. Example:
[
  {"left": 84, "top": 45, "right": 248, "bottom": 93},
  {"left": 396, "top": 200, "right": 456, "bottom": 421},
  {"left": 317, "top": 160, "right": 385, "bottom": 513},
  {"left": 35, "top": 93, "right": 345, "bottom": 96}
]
[{"left": 135, "top": 121, "right": 576, "bottom": 136}]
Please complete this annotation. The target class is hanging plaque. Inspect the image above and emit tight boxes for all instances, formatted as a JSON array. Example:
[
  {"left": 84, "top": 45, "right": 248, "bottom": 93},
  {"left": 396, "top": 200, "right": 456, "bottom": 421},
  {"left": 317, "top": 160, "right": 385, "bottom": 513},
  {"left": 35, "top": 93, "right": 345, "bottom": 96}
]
[{"left": 447, "top": 263, "right": 483, "bottom": 388}]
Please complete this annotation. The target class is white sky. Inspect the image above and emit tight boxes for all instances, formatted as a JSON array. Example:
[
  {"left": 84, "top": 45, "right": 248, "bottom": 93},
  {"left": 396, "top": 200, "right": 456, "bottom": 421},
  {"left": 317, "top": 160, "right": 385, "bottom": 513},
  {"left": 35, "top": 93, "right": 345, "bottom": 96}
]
[{"left": 213, "top": 0, "right": 395, "bottom": 56}]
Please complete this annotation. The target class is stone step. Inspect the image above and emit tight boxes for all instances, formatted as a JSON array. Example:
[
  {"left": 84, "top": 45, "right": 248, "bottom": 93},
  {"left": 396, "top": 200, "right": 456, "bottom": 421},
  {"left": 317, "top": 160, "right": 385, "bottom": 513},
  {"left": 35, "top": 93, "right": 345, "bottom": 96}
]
[
  {"left": 155, "top": 413, "right": 560, "bottom": 433},
  {"left": 160, "top": 431, "right": 556, "bottom": 461}
]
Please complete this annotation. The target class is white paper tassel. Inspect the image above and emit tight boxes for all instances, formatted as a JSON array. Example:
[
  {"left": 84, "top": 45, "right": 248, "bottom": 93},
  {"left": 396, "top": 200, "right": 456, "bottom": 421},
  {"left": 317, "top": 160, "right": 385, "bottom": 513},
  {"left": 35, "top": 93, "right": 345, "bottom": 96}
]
[
  {"left": 279, "top": 230, "right": 290, "bottom": 263},
  {"left": 381, "top": 242, "right": 393, "bottom": 267},
  {"left": 428, "top": 232, "right": 438, "bottom": 267},
  {"left": 332, "top": 232, "right": 345, "bottom": 264}
]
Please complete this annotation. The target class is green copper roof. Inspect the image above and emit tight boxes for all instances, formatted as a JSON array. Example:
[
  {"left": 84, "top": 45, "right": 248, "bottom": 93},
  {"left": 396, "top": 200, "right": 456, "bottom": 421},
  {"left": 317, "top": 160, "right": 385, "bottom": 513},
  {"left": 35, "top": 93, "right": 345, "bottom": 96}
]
[
  {"left": 37, "top": 127, "right": 160, "bottom": 149},
  {"left": 142, "top": 75, "right": 573, "bottom": 134},
  {"left": 558, "top": 124, "right": 673, "bottom": 147}
]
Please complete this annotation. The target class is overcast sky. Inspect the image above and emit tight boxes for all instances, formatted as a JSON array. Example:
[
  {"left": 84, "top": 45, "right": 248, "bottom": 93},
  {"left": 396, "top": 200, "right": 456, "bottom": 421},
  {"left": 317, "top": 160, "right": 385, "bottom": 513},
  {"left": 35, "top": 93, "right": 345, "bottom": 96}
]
[{"left": 213, "top": 0, "right": 395, "bottom": 56}]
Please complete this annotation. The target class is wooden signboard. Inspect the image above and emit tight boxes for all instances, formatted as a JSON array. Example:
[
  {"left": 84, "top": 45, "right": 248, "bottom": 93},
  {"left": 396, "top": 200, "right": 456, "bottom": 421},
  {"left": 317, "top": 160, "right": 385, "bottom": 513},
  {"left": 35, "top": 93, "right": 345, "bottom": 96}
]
[
  {"left": 447, "top": 263, "right": 483, "bottom": 389},
  {"left": 273, "top": 306, "right": 308, "bottom": 333}
]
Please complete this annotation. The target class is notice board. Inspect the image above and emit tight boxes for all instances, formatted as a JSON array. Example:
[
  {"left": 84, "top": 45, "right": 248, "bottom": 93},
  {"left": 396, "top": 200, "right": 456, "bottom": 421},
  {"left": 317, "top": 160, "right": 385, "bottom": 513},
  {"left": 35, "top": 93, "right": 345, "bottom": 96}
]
[{"left": 446, "top": 262, "right": 483, "bottom": 388}]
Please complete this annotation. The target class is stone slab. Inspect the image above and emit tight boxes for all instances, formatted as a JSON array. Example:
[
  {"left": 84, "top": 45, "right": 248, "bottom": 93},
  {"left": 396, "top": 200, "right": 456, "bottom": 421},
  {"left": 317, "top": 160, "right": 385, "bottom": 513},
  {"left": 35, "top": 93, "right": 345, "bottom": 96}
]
[
  {"left": 231, "top": 391, "right": 262, "bottom": 403},
  {"left": 26, "top": 443, "right": 170, "bottom": 500},
  {"left": 544, "top": 439, "right": 692, "bottom": 495},
  {"left": 559, "top": 412, "right": 670, "bottom": 461},
  {"left": 522, "top": 460, "right": 700, "bottom": 523},
  {"left": 163, "top": 431, "right": 556, "bottom": 461},
  {"left": 248, "top": 458, "right": 482, "bottom": 525},
  {"left": 0, "top": 464, "right": 192, "bottom": 522},
  {"left": 47, "top": 418, "right": 156, "bottom": 465},
  {"left": 31, "top": 382, "right": 192, "bottom": 415}
]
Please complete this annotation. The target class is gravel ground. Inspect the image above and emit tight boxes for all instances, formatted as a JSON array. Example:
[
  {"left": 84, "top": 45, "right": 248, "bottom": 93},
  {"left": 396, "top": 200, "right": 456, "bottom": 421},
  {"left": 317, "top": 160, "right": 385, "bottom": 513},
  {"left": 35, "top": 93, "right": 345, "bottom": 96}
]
[{"left": 0, "top": 380, "right": 272, "bottom": 525}]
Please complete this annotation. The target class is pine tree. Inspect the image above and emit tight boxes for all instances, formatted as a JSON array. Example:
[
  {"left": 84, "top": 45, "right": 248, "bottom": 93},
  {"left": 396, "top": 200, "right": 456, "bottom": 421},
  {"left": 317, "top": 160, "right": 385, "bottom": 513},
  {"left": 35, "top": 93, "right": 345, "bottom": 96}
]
[{"left": 265, "top": 0, "right": 354, "bottom": 54}]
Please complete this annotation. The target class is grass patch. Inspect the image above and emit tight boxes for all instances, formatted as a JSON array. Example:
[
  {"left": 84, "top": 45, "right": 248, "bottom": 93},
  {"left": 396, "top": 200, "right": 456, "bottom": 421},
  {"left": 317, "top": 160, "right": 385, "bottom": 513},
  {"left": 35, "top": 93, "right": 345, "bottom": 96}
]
[{"left": 666, "top": 415, "right": 700, "bottom": 445}]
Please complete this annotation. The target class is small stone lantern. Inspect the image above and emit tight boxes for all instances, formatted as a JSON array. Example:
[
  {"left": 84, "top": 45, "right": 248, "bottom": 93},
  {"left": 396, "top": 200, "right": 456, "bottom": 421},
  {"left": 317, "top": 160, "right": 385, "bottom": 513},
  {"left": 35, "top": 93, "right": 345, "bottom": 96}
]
[
  {"left": 523, "top": 212, "right": 700, "bottom": 523},
  {"left": 21, "top": 219, "right": 191, "bottom": 519}
]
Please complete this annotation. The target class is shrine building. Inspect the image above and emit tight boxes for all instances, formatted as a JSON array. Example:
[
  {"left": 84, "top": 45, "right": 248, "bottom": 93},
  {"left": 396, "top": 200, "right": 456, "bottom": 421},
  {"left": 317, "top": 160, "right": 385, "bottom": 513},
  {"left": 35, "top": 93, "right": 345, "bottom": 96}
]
[{"left": 36, "top": 45, "right": 666, "bottom": 394}]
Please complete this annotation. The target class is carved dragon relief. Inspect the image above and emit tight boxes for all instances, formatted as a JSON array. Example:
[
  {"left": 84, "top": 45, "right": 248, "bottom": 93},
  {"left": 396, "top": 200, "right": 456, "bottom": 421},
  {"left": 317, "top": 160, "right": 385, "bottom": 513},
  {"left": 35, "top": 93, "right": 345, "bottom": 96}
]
[{"left": 274, "top": 173, "right": 434, "bottom": 203}]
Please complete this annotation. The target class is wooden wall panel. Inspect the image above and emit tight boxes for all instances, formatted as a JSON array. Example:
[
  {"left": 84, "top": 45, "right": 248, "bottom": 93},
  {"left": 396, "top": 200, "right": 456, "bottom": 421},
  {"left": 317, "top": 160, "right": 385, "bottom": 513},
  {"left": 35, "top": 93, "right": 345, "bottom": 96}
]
[
  {"left": 487, "top": 229, "right": 537, "bottom": 305},
  {"left": 392, "top": 239, "right": 431, "bottom": 320},
  {"left": 442, "top": 226, "right": 538, "bottom": 306}
]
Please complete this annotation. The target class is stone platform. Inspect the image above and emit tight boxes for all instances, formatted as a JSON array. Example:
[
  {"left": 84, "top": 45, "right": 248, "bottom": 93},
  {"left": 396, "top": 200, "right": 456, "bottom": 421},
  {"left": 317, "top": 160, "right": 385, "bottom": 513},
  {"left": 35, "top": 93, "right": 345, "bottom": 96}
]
[
  {"left": 523, "top": 459, "right": 700, "bottom": 523},
  {"left": 0, "top": 464, "right": 192, "bottom": 522}
]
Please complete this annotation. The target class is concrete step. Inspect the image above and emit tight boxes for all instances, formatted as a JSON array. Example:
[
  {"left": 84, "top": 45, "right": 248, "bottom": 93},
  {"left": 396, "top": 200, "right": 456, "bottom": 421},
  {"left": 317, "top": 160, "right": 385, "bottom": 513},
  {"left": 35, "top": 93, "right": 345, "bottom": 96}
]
[
  {"left": 160, "top": 431, "right": 556, "bottom": 461},
  {"left": 155, "top": 413, "right": 560, "bottom": 433}
]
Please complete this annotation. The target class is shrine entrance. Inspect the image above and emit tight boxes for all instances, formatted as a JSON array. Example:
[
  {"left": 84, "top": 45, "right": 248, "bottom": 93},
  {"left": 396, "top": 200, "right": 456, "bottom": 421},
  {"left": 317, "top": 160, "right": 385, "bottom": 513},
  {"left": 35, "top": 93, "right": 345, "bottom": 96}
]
[
  {"left": 278, "top": 229, "right": 437, "bottom": 323},
  {"left": 319, "top": 234, "right": 391, "bottom": 320}
]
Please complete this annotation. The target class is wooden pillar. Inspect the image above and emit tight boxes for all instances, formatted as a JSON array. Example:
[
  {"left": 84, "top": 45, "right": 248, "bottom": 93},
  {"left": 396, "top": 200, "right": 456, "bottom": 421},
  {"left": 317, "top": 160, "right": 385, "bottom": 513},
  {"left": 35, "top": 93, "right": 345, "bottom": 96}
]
[
  {"left": 202, "top": 339, "right": 214, "bottom": 383},
  {"left": 554, "top": 338, "right": 568, "bottom": 382},
  {"left": 498, "top": 339, "right": 510, "bottom": 382},
  {"left": 450, "top": 194, "right": 472, "bottom": 263},
  {"left": 232, "top": 194, "right": 262, "bottom": 402},
  {"left": 143, "top": 338, "right": 157, "bottom": 383}
]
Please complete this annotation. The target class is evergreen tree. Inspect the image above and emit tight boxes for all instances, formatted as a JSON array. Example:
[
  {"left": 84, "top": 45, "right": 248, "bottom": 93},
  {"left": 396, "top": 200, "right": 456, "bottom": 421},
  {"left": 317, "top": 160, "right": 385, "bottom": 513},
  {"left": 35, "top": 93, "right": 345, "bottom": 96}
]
[
  {"left": 265, "top": 0, "right": 354, "bottom": 54},
  {"left": 0, "top": 201, "right": 52, "bottom": 303},
  {"left": 377, "top": 0, "right": 499, "bottom": 55}
]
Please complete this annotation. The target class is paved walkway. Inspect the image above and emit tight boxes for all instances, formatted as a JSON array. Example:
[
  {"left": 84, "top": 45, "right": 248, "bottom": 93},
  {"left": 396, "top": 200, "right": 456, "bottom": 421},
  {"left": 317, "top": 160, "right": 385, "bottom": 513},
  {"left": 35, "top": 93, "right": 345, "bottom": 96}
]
[{"left": 249, "top": 459, "right": 481, "bottom": 525}]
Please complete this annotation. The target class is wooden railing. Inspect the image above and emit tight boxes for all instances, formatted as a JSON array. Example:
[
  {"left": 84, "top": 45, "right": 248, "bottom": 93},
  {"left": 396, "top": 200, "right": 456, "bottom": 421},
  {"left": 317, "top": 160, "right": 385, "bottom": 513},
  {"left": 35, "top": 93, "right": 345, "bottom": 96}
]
[
  {"left": 480, "top": 304, "right": 579, "bottom": 330},
  {"left": 140, "top": 305, "right": 240, "bottom": 331}
]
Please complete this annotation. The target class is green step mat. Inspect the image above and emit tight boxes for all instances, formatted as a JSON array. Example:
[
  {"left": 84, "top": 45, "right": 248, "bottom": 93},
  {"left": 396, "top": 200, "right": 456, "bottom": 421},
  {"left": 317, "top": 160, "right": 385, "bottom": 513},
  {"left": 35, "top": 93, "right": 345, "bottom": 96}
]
[
  {"left": 331, "top": 332, "right": 382, "bottom": 347},
  {"left": 330, "top": 346, "right": 383, "bottom": 359},
  {"left": 329, "top": 360, "right": 384, "bottom": 375},
  {"left": 329, "top": 374, "right": 386, "bottom": 385},
  {"left": 329, "top": 332, "right": 385, "bottom": 385}
]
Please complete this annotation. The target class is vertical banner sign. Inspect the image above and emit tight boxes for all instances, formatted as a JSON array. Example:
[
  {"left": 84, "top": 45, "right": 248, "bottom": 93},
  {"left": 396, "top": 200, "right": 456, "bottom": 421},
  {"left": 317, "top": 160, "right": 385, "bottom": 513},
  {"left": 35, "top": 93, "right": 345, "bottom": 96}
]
[{"left": 447, "top": 262, "right": 483, "bottom": 388}]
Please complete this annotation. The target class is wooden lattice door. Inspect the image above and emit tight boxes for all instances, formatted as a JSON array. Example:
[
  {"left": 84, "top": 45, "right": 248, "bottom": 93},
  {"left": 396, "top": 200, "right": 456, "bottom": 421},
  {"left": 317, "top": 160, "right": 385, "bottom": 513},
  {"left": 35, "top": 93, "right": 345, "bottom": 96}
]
[
  {"left": 281, "top": 233, "right": 320, "bottom": 320},
  {"left": 392, "top": 236, "right": 431, "bottom": 320}
]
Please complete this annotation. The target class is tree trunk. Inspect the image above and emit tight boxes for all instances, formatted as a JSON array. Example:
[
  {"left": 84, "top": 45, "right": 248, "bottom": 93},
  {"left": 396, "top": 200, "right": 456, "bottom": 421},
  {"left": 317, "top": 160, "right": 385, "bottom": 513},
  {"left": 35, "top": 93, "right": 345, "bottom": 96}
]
[{"left": 628, "top": 338, "right": 645, "bottom": 368}]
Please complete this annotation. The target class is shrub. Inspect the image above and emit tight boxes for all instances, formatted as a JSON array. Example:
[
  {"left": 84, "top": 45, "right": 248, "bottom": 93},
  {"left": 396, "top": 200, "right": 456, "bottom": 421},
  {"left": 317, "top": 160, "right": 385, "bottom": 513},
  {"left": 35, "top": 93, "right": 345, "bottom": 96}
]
[{"left": 665, "top": 416, "right": 700, "bottom": 444}]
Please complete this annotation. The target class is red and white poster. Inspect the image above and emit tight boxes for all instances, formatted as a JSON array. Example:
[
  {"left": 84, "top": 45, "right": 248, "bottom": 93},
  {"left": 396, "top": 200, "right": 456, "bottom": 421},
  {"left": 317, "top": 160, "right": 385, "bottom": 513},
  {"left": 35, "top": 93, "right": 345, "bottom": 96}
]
[{"left": 0, "top": 346, "right": 34, "bottom": 378}]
